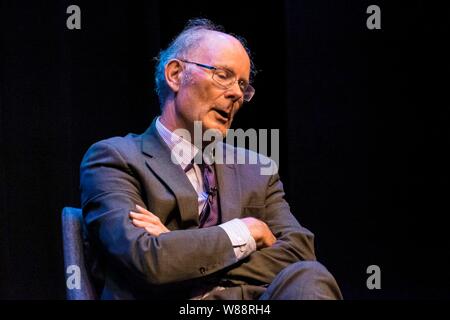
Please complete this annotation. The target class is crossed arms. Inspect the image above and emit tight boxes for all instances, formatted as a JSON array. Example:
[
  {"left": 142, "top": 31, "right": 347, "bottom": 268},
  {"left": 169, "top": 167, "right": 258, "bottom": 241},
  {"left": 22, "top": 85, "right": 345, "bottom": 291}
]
[{"left": 80, "top": 139, "right": 316, "bottom": 286}]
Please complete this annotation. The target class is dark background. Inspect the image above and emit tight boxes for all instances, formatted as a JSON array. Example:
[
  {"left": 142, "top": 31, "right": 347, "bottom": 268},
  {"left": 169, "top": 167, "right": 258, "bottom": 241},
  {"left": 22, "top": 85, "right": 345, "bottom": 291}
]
[{"left": 1, "top": 0, "right": 449, "bottom": 299}]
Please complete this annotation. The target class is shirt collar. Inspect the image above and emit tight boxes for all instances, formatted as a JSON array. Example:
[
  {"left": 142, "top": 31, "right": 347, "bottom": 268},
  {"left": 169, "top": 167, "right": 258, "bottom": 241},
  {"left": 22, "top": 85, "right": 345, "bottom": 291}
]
[{"left": 155, "top": 116, "right": 201, "bottom": 170}]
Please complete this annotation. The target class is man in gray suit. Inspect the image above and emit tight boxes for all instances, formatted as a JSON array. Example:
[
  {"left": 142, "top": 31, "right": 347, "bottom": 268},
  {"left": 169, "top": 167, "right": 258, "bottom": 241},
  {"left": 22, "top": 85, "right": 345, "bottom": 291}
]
[{"left": 80, "top": 18, "right": 342, "bottom": 300}]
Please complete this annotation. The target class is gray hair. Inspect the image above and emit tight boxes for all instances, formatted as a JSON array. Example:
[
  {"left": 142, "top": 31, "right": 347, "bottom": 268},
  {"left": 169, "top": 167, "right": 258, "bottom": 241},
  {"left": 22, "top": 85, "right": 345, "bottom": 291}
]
[{"left": 154, "top": 18, "right": 256, "bottom": 107}]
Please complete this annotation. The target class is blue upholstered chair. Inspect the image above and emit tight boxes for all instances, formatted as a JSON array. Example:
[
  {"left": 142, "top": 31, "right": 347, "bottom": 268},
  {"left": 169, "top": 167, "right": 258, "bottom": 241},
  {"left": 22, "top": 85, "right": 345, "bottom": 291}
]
[{"left": 61, "top": 207, "right": 97, "bottom": 300}]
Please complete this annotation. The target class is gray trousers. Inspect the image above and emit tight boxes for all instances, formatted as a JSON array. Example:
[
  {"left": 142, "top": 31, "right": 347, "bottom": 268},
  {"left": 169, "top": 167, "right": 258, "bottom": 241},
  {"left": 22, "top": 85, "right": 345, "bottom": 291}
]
[{"left": 197, "top": 261, "right": 343, "bottom": 300}]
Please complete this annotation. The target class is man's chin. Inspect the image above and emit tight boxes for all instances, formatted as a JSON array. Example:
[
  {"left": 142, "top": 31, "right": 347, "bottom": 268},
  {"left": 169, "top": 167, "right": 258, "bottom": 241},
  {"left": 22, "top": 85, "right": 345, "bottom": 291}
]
[
  {"left": 211, "top": 126, "right": 228, "bottom": 137},
  {"left": 204, "top": 124, "right": 227, "bottom": 138},
  {"left": 202, "top": 119, "right": 229, "bottom": 137}
]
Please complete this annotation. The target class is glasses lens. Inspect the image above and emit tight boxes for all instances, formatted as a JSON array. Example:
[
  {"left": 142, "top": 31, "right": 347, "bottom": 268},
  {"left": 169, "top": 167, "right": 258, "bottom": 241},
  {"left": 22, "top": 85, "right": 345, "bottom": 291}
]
[
  {"left": 212, "top": 67, "right": 255, "bottom": 102},
  {"left": 243, "top": 85, "right": 255, "bottom": 102},
  {"left": 212, "top": 69, "right": 235, "bottom": 87}
]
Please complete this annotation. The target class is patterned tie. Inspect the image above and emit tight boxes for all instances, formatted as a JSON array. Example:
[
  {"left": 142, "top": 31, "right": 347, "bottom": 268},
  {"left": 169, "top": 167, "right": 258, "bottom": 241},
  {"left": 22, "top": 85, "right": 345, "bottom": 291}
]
[{"left": 199, "top": 163, "right": 220, "bottom": 228}]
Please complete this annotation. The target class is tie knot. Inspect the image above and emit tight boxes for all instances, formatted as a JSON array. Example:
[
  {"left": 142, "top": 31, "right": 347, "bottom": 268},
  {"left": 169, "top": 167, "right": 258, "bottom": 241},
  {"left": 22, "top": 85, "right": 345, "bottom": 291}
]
[
  {"left": 201, "top": 162, "right": 213, "bottom": 172},
  {"left": 184, "top": 162, "right": 194, "bottom": 173},
  {"left": 199, "top": 161, "right": 220, "bottom": 228},
  {"left": 201, "top": 162, "right": 215, "bottom": 190},
  {"left": 183, "top": 161, "right": 214, "bottom": 177}
]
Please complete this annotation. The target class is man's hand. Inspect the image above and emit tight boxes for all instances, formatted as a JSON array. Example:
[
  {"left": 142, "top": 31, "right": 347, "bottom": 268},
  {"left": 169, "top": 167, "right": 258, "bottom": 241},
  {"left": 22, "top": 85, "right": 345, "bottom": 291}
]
[
  {"left": 241, "top": 217, "right": 276, "bottom": 249},
  {"left": 129, "top": 204, "right": 170, "bottom": 237}
]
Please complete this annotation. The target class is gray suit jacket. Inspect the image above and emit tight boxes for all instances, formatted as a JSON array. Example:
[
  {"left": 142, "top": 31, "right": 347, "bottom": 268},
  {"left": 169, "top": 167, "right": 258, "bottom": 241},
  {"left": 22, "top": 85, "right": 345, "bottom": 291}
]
[{"left": 80, "top": 118, "right": 316, "bottom": 299}]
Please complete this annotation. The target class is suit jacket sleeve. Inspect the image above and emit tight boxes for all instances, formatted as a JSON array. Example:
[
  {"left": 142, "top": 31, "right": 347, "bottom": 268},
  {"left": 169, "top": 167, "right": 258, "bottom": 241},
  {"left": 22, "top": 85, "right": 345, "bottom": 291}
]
[
  {"left": 80, "top": 140, "right": 238, "bottom": 286},
  {"left": 223, "top": 169, "right": 317, "bottom": 285}
]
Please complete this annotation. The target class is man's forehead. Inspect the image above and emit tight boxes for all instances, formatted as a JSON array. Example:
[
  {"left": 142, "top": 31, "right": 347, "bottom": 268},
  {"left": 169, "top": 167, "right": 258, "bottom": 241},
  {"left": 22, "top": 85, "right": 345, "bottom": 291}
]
[
  {"left": 192, "top": 31, "right": 250, "bottom": 73},
  {"left": 198, "top": 30, "right": 240, "bottom": 46}
]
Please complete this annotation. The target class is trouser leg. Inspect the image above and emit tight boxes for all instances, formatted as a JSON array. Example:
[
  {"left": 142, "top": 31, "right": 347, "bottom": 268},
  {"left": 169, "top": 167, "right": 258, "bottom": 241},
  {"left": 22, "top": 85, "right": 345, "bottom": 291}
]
[{"left": 259, "top": 261, "right": 343, "bottom": 300}]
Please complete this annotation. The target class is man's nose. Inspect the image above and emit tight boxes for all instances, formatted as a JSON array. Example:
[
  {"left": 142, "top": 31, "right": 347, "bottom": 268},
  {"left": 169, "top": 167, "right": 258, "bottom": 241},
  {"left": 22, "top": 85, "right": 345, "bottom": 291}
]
[{"left": 224, "top": 81, "right": 244, "bottom": 102}]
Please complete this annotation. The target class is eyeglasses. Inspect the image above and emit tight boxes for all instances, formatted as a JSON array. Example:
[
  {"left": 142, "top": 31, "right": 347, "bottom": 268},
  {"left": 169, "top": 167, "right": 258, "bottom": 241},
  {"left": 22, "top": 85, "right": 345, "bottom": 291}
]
[{"left": 178, "top": 59, "right": 255, "bottom": 102}]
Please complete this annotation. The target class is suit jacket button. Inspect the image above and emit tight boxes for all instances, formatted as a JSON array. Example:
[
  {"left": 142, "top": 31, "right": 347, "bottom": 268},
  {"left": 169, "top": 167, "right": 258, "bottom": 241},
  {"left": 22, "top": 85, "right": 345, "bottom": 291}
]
[{"left": 199, "top": 267, "right": 206, "bottom": 274}]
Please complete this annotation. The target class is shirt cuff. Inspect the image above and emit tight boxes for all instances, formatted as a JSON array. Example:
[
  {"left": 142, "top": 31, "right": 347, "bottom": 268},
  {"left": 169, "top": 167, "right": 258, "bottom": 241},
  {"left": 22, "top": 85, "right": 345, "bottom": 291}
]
[{"left": 219, "top": 218, "right": 257, "bottom": 260}]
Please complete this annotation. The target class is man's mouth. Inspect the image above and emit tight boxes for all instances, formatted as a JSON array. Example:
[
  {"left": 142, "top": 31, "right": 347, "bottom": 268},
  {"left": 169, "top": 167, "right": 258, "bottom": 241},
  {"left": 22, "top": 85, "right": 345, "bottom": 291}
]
[{"left": 212, "top": 108, "right": 230, "bottom": 121}]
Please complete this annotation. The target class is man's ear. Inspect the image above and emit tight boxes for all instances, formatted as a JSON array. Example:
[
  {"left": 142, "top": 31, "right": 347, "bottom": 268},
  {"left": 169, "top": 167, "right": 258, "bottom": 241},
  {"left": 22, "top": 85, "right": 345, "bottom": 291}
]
[{"left": 165, "top": 59, "right": 184, "bottom": 94}]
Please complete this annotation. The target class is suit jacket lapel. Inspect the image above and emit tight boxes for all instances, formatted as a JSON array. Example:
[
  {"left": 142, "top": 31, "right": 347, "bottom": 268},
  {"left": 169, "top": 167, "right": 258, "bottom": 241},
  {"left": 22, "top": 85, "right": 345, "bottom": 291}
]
[
  {"left": 214, "top": 145, "right": 242, "bottom": 223},
  {"left": 141, "top": 119, "right": 199, "bottom": 228}
]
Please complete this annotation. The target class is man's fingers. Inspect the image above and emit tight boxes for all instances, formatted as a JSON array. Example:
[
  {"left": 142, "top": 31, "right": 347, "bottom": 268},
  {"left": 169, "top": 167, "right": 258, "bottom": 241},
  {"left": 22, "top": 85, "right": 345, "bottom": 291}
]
[
  {"left": 160, "top": 224, "right": 170, "bottom": 233},
  {"left": 267, "top": 233, "right": 276, "bottom": 246},
  {"left": 131, "top": 215, "right": 170, "bottom": 234},
  {"left": 144, "top": 225, "right": 169, "bottom": 237},
  {"left": 145, "top": 225, "right": 162, "bottom": 236},
  {"left": 132, "top": 218, "right": 160, "bottom": 234},
  {"left": 135, "top": 204, "right": 156, "bottom": 217},
  {"left": 132, "top": 219, "right": 150, "bottom": 228},
  {"left": 129, "top": 212, "right": 159, "bottom": 224},
  {"left": 130, "top": 206, "right": 170, "bottom": 235}
]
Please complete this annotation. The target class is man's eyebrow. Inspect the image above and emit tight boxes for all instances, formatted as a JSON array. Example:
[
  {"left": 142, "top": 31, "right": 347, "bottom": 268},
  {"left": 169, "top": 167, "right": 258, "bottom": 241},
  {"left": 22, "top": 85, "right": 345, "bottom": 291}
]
[
  {"left": 216, "top": 64, "right": 250, "bottom": 83},
  {"left": 215, "top": 63, "right": 233, "bottom": 72}
]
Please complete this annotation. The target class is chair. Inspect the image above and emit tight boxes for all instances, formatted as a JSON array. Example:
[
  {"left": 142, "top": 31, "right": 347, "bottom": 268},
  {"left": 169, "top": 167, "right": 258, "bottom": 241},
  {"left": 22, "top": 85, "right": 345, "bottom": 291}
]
[{"left": 61, "top": 207, "right": 97, "bottom": 300}]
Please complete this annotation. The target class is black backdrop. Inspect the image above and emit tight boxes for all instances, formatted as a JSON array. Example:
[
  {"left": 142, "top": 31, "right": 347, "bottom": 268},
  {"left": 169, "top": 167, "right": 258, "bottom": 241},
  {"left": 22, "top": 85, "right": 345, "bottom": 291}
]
[{"left": 1, "top": 0, "right": 449, "bottom": 299}]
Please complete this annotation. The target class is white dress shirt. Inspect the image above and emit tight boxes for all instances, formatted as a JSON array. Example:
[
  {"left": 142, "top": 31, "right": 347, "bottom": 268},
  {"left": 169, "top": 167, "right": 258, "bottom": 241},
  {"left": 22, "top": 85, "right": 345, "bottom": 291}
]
[{"left": 155, "top": 117, "right": 256, "bottom": 260}]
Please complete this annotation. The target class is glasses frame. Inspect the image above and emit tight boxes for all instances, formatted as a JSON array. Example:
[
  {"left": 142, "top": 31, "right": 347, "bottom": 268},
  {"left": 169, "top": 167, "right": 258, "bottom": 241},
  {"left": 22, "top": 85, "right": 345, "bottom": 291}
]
[{"left": 177, "top": 59, "right": 255, "bottom": 102}]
